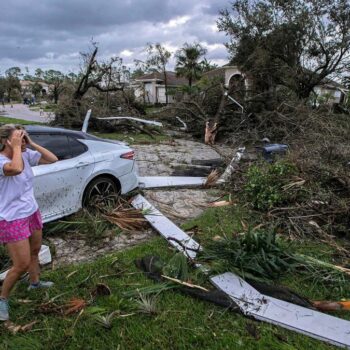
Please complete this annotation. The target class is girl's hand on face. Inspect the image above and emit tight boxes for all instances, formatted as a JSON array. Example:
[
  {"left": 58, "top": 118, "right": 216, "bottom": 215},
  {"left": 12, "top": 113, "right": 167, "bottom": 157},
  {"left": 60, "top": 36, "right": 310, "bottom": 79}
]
[
  {"left": 7, "top": 130, "right": 24, "bottom": 149},
  {"left": 24, "top": 131, "right": 34, "bottom": 146}
]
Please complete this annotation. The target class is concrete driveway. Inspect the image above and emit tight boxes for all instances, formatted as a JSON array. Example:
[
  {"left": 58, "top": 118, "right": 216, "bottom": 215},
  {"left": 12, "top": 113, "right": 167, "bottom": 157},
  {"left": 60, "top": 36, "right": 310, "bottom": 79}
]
[{"left": 0, "top": 103, "right": 54, "bottom": 123}]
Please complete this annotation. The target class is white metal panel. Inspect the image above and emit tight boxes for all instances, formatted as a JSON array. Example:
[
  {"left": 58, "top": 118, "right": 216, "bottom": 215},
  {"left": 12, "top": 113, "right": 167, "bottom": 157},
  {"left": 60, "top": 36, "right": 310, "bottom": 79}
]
[
  {"left": 132, "top": 194, "right": 350, "bottom": 347},
  {"left": 211, "top": 272, "right": 350, "bottom": 349},
  {"left": 82, "top": 109, "right": 92, "bottom": 133},
  {"left": 132, "top": 195, "right": 200, "bottom": 259},
  {"left": 138, "top": 176, "right": 206, "bottom": 189},
  {"left": 217, "top": 147, "right": 245, "bottom": 184},
  {"left": 97, "top": 117, "right": 163, "bottom": 127}
]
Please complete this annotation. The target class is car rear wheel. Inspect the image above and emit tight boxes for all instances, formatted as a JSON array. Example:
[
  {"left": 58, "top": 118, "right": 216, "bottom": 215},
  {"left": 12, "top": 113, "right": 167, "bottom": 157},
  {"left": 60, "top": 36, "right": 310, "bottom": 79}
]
[{"left": 83, "top": 177, "right": 120, "bottom": 208}]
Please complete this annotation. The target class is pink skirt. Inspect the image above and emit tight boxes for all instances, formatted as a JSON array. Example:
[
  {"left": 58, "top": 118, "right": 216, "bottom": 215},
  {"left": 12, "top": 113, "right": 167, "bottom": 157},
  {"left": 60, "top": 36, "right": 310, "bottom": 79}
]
[{"left": 0, "top": 210, "right": 43, "bottom": 244}]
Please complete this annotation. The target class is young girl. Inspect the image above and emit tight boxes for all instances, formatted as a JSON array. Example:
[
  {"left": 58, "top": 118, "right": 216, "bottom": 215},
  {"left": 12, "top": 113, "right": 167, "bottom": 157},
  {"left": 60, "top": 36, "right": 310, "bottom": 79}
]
[{"left": 0, "top": 124, "right": 58, "bottom": 321}]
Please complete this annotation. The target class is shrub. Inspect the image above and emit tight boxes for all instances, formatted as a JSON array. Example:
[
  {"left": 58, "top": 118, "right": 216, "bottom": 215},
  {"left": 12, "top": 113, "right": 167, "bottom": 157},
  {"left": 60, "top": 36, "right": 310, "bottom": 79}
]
[{"left": 244, "top": 160, "right": 298, "bottom": 210}]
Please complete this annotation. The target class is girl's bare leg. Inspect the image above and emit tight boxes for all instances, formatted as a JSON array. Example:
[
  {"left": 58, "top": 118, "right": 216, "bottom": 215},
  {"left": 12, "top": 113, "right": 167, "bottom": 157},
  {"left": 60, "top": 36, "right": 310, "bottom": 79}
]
[
  {"left": 1, "top": 239, "right": 31, "bottom": 299},
  {"left": 28, "top": 229, "right": 42, "bottom": 284}
]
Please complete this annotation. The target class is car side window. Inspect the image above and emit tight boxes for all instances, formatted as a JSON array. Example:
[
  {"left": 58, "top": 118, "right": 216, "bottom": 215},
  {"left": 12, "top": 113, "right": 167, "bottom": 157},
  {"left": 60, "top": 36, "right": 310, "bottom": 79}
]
[
  {"left": 29, "top": 134, "right": 71, "bottom": 160},
  {"left": 68, "top": 137, "right": 87, "bottom": 158}
]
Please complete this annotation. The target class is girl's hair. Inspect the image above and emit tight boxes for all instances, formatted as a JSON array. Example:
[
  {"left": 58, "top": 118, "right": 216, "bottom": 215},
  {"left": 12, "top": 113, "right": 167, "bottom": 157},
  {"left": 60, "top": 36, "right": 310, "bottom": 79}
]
[{"left": 0, "top": 124, "right": 25, "bottom": 151}]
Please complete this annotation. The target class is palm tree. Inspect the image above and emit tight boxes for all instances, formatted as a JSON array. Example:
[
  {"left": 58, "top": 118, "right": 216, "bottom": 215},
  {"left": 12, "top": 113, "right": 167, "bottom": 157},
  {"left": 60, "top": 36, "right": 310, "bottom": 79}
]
[{"left": 175, "top": 43, "right": 207, "bottom": 88}]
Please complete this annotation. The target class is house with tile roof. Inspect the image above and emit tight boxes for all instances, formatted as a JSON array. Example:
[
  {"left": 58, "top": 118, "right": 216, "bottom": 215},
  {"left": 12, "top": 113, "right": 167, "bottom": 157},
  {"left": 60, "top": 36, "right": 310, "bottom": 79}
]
[
  {"left": 133, "top": 71, "right": 188, "bottom": 104},
  {"left": 203, "top": 65, "right": 349, "bottom": 105}
]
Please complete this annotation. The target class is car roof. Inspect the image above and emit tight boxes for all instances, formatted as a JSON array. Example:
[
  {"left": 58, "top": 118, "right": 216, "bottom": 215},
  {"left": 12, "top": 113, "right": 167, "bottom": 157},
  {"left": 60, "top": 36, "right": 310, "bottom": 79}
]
[{"left": 25, "top": 124, "right": 127, "bottom": 145}]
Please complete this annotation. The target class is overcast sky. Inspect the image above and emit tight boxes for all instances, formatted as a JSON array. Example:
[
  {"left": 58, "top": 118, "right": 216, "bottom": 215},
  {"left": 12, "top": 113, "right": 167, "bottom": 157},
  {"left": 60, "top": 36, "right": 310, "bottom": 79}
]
[{"left": 0, "top": 0, "right": 231, "bottom": 75}]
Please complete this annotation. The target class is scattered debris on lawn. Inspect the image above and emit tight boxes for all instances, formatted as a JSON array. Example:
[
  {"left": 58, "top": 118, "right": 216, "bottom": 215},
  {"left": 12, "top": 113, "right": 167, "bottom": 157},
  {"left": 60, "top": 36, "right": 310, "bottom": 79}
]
[
  {"left": 38, "top": 296, "right": 87, "bottom": 316},
  {"left": 133, "top": 254, "right": 315, "bottom": 309},
  {"left": 217, "top": 147, "right": 246, "bottom": 184},
  {"left": 66, "top": 270, "right": 78, "bottom": 280},
  {"left": 63, "top": 298, "right": 87, "bottom": 316},
  {"left": 133, "top": 255, "right": 239, "bottom": 311},
  {"left": 163, "top": 252, "right": 189, "bottom": 280},
  {"left": 161, "top": 275, "right": 209, "bottom": 292},
  {"left": 207, "top": 200, "right": 233, "bottom": 207},
  {"left": 102, "top": 202, "right": 149, "bottom": 232},
  {"left": 132, "top": 195, "right": 350, "bottom": 348},
  {"left": 203, "top": 169, "right": 220, "bottom": 188},
  {"left": 91, "top": 283, "right": 112, "bottom": 298},
  {"left": 175, "top": 116, "right": 187, "bottom": 131},
  {"left": 3, "top": 320, "right": 38, "bottom": 335},
  {"left": 313, "top": 300, "right": 350, "bottom": 312},
  {"left": 211, "top": 272, "right": 350, "bottom": 349},
  {"left": 135, "top": 293, "right": 158, "bottom": 315},
  {"left": 93, "top": 311, "right": 119, "bottom": 329},
  {"left": 88, "top": 308, "right": 137, "bottom": 330}
]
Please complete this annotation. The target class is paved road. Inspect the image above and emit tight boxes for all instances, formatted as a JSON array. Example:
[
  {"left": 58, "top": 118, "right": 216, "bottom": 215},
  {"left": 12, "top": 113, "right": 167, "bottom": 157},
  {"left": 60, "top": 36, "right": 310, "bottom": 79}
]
[{"left": 0, "top": 103, "right": 54, "bottom": 123}]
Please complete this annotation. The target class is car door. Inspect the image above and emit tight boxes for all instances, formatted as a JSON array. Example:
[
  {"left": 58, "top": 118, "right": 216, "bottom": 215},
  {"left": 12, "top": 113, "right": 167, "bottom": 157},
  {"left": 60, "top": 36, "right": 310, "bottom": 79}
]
[{"left": 30, "top": 133, "right": 95, "bottom": 223}]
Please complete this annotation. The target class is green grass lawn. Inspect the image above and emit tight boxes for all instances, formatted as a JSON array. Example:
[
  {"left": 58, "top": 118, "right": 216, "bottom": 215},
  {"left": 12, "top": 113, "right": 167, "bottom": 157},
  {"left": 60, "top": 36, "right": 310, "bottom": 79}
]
[
  {"left": 1, "top": 205, "right": 348, "bottom": 349},
  {"left": 0, "top": 116, "right": 44, "bottom": 126},
  {"left": 29, "top": 103, "right": 56, "bottom": 112}
]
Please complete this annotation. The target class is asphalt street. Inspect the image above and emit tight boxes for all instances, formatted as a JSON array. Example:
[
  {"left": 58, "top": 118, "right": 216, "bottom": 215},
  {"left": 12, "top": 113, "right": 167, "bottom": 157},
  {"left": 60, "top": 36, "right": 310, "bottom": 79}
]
[{"left": 0, "top": 103, "right": 54, "bottom": 123}]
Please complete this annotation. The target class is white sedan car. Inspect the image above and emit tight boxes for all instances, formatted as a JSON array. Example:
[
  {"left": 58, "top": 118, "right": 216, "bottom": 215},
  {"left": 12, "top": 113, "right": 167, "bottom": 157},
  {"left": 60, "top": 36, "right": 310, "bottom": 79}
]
[{"left": 26, "top": 125, "right": 138, "bottom": 223}]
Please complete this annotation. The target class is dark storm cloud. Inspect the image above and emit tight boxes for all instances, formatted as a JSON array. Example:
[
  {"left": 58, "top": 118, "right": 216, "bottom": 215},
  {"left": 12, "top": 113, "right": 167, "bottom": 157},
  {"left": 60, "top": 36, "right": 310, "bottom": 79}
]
[
  {"left": 2, "top": 0, "right": 190, "bottom": 31},
  {"left": 0, "top": 0, "right": 229, "bottom": 72}
]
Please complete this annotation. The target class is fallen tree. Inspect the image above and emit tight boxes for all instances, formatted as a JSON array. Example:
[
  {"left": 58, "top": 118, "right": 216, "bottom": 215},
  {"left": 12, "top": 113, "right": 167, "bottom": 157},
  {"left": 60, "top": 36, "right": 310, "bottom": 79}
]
[{"left": 53, "top": 43, "right": 143, "bottom": 128}]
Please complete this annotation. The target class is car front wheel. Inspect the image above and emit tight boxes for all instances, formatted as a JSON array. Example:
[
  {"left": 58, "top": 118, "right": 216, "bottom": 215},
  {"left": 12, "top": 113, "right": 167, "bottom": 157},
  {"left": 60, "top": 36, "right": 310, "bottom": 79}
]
[{"left": 83, "top": 176, "right": 120, "bottom": 208}]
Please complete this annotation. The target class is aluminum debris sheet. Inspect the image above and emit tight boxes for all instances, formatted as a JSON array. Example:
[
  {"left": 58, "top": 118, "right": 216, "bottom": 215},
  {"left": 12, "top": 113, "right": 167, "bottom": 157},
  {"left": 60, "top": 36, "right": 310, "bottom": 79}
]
[
  {"left": 132, "top": 195, "right": 200, "bottom": 259},
  {"left": 138, "top": 176, "right": 206, "bottom": 189},
  {"left": 0, "top": 245, "right": 52, "bottom": 281},
  {"left": 97, "top": 116, "right": 163, "bottom": 127},
  {"left": 211, "top": 272, "right": 350, "bottom": 349}
]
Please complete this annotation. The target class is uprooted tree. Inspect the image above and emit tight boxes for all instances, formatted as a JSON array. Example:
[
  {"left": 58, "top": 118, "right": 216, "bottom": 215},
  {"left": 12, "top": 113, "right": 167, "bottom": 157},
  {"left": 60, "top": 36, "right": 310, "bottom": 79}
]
[
  {"left": 54, "top": 43, "right": 140, "bottom": 128},
  {"left": 218, "top": 0, "right": 350, "bottom": 100},
  {"left": 156, "top": 0, "right": 350, "bottom": 143},
  {"left": 154, "top": 73, "right": 244, "bottom": 142}
]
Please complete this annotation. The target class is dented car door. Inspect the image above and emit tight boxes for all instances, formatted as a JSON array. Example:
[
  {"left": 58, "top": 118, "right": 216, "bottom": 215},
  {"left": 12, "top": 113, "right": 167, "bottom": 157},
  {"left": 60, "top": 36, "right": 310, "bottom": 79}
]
[{"left": 30, "top": 133, "right": 95, "bottom": 222}]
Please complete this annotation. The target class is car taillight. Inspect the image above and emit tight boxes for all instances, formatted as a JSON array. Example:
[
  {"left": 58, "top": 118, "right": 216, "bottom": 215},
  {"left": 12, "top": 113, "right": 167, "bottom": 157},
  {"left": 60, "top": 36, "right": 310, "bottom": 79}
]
[{"left": 120, "top": 151, "right": 135, "bottom": 160}]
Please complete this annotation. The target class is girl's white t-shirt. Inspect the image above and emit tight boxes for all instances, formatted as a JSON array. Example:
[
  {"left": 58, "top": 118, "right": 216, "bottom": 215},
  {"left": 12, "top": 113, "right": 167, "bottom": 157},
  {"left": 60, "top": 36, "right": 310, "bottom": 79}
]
[{"left": 0, "top": 149, "right": 41, "bottom": 221}]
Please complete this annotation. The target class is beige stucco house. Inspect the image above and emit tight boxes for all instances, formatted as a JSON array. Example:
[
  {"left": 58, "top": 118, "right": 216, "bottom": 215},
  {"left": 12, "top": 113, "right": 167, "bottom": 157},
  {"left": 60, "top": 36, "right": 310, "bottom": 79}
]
[
  {"left": 20, "top": 80, "right": 51, "bottom": 97},
  {"left": 133, "top": 65, "right": 348, "bottom": 106},
  {"left": 133, "top": 71, "right": 188, "bottom": 104},
  {"left": 204, "top": 65, "right": 348, "bottom": 105}
]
